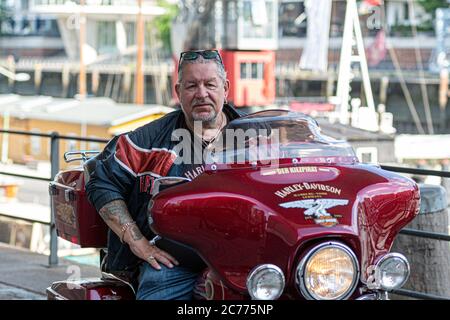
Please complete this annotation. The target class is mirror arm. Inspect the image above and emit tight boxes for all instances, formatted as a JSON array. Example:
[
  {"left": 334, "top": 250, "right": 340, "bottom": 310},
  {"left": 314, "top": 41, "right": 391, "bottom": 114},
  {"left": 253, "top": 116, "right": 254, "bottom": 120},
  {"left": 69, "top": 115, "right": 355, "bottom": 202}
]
[{"left": 151, "top": 176, "right": 192, "bottom": 196}]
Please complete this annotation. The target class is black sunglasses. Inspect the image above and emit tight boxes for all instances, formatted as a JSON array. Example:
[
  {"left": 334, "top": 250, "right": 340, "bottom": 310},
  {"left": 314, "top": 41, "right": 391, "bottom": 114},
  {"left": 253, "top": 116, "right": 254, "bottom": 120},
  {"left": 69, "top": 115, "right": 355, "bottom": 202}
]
[{"left": 178, "top": 50, "right": 224, "bottom": 70}]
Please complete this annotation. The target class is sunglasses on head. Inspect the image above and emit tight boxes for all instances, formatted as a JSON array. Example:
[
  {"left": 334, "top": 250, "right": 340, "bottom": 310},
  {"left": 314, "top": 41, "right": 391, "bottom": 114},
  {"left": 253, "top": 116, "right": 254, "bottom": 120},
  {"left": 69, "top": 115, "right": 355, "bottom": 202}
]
[{"left": 178, "top": 50, "right": 224, "bottom": 70}]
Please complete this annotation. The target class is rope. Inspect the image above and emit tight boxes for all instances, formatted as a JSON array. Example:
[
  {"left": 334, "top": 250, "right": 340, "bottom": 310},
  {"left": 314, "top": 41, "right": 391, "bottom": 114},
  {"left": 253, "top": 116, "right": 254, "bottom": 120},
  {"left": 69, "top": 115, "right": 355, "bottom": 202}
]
[
  {"left": 380, "top": 2, "right": 425, "bottom": 134},
  {"left": 408, "top": 0, "right": 435, "bottom": 134}
]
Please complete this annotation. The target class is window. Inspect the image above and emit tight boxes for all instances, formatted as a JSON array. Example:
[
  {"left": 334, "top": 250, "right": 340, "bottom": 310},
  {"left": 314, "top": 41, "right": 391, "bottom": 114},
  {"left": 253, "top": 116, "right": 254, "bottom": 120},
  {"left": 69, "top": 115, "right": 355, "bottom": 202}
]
[
  {"left": 20, "top": 0, "right": 28, "bottom": 10},
  {"left": 403, "top": 3, "right": 409, "bottom": 22},
  {"left": 240, "top": 62, "right": 264, "bottom": 79},
  {"left": 279, "top": 1, "right": 306, "bottom": 37},
  {"left": 251, "top": 63, "right": 258, "bottom": 78},
  {"left": 227, "top": 0, "right": 237, "bottom": 22},
  {"left": 97, "top": 21, "right": 117, "bottom": 54},
  {"left": 240, "top": 62, "right": 249, "bottom": 79},
  {"left": 241, "top": 0, "right": 274, "bottom": 39},
  {"left": 125, "top": 22, "right": 136, "bottom": 46}
]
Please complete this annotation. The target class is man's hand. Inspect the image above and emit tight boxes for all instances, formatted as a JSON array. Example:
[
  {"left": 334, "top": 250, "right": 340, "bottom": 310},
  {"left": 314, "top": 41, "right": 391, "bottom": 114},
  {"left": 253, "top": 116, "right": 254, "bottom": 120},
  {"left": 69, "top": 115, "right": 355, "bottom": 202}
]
[
  {"left": 99, "top": 199, "right": 179, "bottom": 270},
  {"left": 123, "top": 224, "right": 179, "bottom": 270}
]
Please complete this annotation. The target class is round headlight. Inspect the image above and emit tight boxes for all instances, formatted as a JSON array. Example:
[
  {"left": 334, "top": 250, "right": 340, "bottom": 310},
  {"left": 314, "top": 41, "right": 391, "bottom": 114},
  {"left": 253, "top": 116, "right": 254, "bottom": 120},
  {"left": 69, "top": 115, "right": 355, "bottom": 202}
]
[
  {"left": 246, "top": 264, "right": 285, "bottom": 300},
  {"left": 375, "top": 253, "right": 409, "bottom": 290},
  {"left": 297, "top": 242, "right": 359, "bottom": 300}
]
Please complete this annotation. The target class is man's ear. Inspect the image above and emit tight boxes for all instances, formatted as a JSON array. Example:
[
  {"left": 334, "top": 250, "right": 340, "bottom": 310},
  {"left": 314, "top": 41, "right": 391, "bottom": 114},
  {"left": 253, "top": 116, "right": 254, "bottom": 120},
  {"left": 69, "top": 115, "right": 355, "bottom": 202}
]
[
  {"left": 175, "top": 83, "right": 181, "bottom": 100},
  {"left": 224, "top": 79, "right": 230, "bottom": 100}
]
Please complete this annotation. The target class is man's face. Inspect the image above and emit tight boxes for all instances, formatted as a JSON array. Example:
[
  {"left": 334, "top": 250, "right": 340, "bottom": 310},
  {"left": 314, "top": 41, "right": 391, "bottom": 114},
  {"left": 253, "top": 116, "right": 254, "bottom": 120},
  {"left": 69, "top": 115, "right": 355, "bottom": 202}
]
[{"left": 175, "top": 62, "right": 229, "bottom": 124}]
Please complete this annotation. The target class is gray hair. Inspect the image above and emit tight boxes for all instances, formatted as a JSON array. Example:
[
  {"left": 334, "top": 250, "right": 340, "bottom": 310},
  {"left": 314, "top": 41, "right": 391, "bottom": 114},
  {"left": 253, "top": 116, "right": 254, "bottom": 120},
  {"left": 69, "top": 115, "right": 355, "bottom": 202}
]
[{"left": 177, "top": 55, "right": 227, "bottom": 84}]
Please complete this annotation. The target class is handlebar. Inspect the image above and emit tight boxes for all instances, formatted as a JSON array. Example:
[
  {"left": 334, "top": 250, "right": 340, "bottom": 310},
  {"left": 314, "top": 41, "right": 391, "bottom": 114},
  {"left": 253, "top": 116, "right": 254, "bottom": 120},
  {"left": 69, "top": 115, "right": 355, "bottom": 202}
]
[{"left": 64, "top": 150, "right": 101, "bottom": 163}]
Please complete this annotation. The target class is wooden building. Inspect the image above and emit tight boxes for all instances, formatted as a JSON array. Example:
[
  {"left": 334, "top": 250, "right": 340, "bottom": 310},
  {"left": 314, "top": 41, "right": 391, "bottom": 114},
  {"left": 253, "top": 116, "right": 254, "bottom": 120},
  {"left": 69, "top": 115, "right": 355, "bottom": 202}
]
[{"left": 0, "top": 94, "right": 174, "bottom": 167}]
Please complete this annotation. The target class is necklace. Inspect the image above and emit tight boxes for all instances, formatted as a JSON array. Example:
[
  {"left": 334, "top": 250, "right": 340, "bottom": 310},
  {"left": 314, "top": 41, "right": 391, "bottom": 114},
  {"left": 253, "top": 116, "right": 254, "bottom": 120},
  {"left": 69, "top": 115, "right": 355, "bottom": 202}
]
[{"left": 202, "top": 113, "right": 226, "bottom": 148}]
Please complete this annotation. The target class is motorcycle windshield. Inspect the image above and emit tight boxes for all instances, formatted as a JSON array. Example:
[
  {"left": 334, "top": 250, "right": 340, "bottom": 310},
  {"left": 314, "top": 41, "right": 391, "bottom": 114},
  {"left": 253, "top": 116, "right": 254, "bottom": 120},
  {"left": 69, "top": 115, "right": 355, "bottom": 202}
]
[{"left": 205, "top": 110, "right": 356, "bottom": 165}]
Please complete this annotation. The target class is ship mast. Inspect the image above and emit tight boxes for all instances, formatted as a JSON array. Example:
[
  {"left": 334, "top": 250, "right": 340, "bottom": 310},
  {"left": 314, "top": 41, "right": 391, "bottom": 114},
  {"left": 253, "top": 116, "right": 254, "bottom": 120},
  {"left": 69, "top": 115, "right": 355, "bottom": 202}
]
[
  {"left": 336, "top": 0, "right": 376, "bottom": 129},
  {"left": 79, "top": 0, "right": 87, "bottom": 99}
]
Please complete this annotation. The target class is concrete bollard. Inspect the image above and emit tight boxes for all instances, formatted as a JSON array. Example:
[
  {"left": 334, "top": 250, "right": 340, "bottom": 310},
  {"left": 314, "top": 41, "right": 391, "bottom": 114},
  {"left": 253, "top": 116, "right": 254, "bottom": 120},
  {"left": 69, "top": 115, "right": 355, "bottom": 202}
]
[
  {"left": 419, "top": 184, "right": 448, "bottom": 215},
  {"left": 391, "top": 184, "right": 450, "bottom": 299}
]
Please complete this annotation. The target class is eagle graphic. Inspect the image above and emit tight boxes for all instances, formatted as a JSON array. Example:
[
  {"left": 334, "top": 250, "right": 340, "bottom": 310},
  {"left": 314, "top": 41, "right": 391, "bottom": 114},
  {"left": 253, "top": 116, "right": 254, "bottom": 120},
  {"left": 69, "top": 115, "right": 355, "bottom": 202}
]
[{"left": 279, "top": 199, "right": 349, "bottom": 225}]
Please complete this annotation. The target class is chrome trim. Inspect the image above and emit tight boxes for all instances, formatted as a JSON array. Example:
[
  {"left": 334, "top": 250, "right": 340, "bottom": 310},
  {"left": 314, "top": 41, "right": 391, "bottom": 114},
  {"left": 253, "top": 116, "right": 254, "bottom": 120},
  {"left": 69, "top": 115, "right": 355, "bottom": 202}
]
[
  {"left": 151, "top": 176, "right": 191, "bottom": 196},
  {"left": 149, "top": 235, "right": 161, "bottom": 245},
  {"left": 296, "top": 241, "right": 360, "bottom": 300},
  {"left": 374, "top": 252, "right": 410, "bottom": 290},
  {"left": 64, "top": 150, "right": 100, "bottom": 163},
  {"left": 246, "top": 264, "right": 285, "bottom": 300},
  {"left": 356, "top": 293, "right": 378, "bottom": 300}
]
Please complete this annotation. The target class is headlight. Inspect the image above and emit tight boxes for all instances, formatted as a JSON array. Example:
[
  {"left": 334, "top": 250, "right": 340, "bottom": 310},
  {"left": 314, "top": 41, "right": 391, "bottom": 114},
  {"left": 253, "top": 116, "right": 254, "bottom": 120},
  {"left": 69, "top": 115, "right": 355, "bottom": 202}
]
[
  {"left": 297, "top": 242, "right": 359, "bottom": 300},
  {"left": 374, "top": 253, "right": 409, "bottom": 290},
  {"left": 246, "top": 264, "right": 285, "bottom": 300}
]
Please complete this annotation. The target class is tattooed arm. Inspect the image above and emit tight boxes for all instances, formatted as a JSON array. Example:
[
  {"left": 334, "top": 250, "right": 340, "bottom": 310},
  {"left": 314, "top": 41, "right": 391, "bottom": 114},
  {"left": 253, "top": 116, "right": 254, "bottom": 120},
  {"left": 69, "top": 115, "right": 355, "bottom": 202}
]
[{"left": 99, "top": 199, "right": 178, "bottom": 270}]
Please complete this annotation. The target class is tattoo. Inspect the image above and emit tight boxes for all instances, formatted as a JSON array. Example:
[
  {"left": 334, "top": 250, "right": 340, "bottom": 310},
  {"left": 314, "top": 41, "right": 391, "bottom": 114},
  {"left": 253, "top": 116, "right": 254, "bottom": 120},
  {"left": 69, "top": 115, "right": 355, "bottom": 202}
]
[
  {"left": 99, "top": 200, "right": 133, "bottom": 225},
  {"left": 99, "top": 199, "right": 144, "bottom": 243},
  {"left": 129, "top": 225, "right": 144, "bottom": 241}
]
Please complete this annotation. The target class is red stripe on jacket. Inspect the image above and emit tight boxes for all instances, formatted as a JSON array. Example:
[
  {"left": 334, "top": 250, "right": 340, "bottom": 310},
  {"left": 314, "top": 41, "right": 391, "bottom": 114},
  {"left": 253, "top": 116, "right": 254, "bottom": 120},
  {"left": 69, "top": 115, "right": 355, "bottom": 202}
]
[{"left": 115, "top": 135, "right": 176, "bottom": 176}]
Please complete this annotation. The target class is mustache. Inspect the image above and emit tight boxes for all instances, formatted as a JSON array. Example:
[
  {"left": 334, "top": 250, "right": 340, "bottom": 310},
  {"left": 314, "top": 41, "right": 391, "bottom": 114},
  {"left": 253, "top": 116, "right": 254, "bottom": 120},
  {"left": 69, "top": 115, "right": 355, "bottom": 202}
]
[{"left": 192, "top": 100, "right": 214, "bottom": 108}]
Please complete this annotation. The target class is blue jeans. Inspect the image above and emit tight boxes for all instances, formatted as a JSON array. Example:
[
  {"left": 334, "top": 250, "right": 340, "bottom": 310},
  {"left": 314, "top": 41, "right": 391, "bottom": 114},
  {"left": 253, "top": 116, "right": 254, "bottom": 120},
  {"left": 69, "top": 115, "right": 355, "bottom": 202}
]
[{"left": 136, "top": 263, "right": 199, "bottom": 300}]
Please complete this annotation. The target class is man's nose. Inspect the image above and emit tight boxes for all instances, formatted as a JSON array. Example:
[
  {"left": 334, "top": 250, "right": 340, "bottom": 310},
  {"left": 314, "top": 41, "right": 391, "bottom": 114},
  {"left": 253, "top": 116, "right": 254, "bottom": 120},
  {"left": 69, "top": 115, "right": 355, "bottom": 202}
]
[{"left": 194, "top": 84, "right": 208, "bottom": 99}]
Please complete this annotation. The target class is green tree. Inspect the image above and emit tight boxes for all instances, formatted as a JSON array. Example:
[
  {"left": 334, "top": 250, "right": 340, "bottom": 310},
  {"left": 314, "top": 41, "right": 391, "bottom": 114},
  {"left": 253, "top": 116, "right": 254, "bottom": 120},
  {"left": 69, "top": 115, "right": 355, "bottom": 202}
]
[
  {"left": 152, "top": 0, "right": 179, "bottom": 52},
  {"left": 417, "top": 0, "right": 448, "bottom": 32},
  {"left": 0, "top": 0, "right": 12, "bottom": 35},
  {"left": 418, "top": 0, "right": 448, "bottom": 16}
]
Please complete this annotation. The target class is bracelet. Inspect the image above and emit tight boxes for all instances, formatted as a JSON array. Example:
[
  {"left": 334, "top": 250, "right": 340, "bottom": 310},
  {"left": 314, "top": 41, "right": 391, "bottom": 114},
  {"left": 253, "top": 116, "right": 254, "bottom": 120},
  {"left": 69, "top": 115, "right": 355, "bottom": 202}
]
[{"left": 120, "top": 221, "right": 136, "bottom": 243}]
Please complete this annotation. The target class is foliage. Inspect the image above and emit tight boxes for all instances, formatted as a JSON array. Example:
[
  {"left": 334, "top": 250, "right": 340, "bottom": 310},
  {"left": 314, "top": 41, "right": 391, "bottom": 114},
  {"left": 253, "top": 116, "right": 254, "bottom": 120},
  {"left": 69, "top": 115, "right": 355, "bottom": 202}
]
[
  {"left": 390, "top": 22, "right": 434, "bottom": 36},
  {"left": 416, "top": 0, "right": 448, "bottom": 33},
  {"left": 0, "top": 0, "right": 12, "bottom": 34},
  {"left": 389, "top": 0, "right": 448, "bottom": 35},
  {"left": 151, "top": 0, "right": 179, "bottom": 52},
  {"left": 0, "top": 0, "right": 11, "bottom": 19},
  {"left": 417, "top": 0, "right": 448, "bottom": 16}
]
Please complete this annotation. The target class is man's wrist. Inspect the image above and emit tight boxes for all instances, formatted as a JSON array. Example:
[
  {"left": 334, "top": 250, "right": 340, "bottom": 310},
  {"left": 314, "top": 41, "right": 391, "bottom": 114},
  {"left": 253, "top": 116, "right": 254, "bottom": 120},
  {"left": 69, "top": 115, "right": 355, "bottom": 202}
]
[{"left": 120, "top": 221, "right": 136, "bottom": 243}]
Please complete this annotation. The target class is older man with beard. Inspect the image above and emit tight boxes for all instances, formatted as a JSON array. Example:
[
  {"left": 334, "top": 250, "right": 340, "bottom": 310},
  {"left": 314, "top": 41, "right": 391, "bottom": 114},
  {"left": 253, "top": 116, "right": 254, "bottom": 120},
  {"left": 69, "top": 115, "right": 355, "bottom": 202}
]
[{"left": 86, "top": 50, "right": 245, "bottom": 300}]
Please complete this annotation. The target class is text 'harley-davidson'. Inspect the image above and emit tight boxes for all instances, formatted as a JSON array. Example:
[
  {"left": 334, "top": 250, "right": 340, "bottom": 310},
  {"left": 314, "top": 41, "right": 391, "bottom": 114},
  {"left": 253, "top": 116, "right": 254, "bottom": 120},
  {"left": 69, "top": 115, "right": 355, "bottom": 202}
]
[{"left": 47, "top": 110, "right": 420, "bottom": 300}]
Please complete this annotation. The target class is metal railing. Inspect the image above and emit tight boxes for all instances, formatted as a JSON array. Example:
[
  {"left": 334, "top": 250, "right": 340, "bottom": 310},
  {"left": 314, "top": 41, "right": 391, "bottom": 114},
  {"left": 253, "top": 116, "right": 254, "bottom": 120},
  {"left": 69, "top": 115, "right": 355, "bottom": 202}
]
[
  {"left": 380, "top": 165, "right": 450, "bottom": 178},
  {"left": 0, "top": 130, "right": 449, "bottom": 299},
  {"left": 0, "top": 129, "right": 108, "bottom": 266}
]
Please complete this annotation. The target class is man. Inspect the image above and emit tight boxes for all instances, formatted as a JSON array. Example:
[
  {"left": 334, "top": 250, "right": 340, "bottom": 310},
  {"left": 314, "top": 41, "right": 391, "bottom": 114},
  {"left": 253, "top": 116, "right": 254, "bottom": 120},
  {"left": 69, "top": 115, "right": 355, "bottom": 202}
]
[{"left": 86, "top": 50, "right": 244, "bottom": 300}]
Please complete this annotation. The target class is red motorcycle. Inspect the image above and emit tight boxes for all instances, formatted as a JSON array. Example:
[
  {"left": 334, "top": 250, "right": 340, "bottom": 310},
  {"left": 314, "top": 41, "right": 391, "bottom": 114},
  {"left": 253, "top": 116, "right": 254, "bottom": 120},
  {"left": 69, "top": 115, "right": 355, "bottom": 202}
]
[{"left": 47, "top": 110, "right": 420, "bottom": 300}]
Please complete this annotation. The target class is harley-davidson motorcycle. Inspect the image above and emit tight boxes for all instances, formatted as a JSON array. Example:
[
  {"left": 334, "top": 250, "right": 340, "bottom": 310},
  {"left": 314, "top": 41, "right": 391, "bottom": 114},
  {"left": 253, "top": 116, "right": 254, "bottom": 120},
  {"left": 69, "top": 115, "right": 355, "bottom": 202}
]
[{"left": 47, "top": 110, "right": 420, "bottom": 300}]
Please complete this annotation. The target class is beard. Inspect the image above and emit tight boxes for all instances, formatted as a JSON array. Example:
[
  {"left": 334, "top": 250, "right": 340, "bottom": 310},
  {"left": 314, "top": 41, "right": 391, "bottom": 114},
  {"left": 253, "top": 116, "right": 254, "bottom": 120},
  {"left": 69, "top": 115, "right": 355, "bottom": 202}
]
[{"left": 191, "top": 106, "right": 218, "bottom": 124}]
